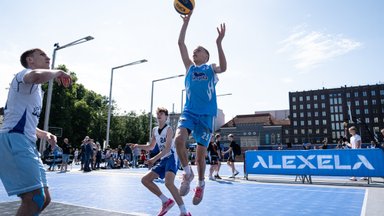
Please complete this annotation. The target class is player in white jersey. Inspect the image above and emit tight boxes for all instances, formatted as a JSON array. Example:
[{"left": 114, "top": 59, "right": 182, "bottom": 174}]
[
  {"left": 0, "top": 48, "right": 71, "bottom": 215},
  {"left": 176, "top": 10, "right": 227, "bottom": 206},
  {"left": 131, "top": 107, "right": 190, "bottom": 216}
]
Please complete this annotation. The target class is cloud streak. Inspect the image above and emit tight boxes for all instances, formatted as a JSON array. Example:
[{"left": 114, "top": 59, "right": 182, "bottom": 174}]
[{"left": 278, "top": 25, "right": 362, "bottom": 70}]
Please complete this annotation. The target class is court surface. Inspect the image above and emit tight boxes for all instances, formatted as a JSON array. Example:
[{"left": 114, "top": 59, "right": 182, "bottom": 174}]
[{"left": 1, "top": 163, "right": 382, "bottom": 216}]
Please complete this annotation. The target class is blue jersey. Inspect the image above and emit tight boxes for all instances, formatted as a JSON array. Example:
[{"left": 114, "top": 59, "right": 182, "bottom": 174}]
[{"left": 184, "top": 64, "right": 218, "bottom": 116}]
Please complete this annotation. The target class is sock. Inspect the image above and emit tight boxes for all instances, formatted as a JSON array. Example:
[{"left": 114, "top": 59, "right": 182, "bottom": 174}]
[
  {"left": 159, "top": 194, "right": 168, "bottom": 203},
  {"left": 198, "top": 180, "right": 205, "bottom": 187},
  {"left": 183, "top": 166, "right": 191, "bottom": 176},
  {"left": 179, "top": 204, "right": 187, "bottom": 213}
]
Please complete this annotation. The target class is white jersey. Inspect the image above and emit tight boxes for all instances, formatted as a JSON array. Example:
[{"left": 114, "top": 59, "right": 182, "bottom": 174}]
[
  {"left": 1, "top": 69, "right": 43, "bottom": 142},
  {"left": 153, "top": 125, "right": 176, "bottom": 160},
  {"left": 350, "top": 134, "right": 361, "bottom": 149}
]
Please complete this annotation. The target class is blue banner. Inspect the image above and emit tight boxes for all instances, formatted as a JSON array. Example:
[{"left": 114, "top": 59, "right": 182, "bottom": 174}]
[{"left": 245, "top": 149, "right": 384, "bottom": 177}]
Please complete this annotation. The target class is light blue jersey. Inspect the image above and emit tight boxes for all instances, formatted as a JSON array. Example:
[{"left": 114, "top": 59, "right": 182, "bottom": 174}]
[{"left": 184, "top": 64, "right": 218, "bottom": 116}]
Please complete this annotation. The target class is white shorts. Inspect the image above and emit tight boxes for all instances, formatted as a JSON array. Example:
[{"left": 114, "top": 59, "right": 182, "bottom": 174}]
[{"left": 0, "top": 132, "right": 48, "bottom": 196}]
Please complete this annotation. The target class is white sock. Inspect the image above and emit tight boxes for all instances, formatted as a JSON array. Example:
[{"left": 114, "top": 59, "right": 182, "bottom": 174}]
[
  {"left": 179, "top": 204, "right": 187, "bottom": 213},
  {"left": 159, "top": 194, "right": 168, "bottom": 203},
  {"left": 183, "top": 166, "right": 191, "bottom": 176},
  {"left": 198, "top": 180, "right": 205, "bottom": 187}
]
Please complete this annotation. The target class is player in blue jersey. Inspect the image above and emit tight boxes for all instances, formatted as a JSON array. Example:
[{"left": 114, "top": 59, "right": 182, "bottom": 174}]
[
  {"left": 132, "top": 107, "right": 191, "bottom": 216},
  {"left": 0, "top": 48, "right": 71, "bottom": 215},
  {"left": 175, "top": 10, "right": 227, "bottom": 206}
]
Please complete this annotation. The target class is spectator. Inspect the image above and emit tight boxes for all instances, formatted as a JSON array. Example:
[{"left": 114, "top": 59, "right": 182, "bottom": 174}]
[
  {"left": 222, "top": 134, "right": 239, "bottom": 178},
  {"left": 60, "top": 138, "right": 71, "bottom": 172},
  {"left": 214, "top": 134, "right": 222, "bottom": 179},
  {"left": 348, "top": 126, "right": 362, "bottom": 181}
]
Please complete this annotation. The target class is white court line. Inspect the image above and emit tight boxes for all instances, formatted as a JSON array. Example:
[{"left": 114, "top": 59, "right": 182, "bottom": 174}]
[{"left": 360, "top": 189, "right": 368, "bottom": 216}]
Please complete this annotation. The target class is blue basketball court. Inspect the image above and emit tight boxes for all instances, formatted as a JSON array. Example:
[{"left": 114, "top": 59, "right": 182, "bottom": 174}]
[{"left": 0, "top": 163, "right": 372, "bottom": 215}]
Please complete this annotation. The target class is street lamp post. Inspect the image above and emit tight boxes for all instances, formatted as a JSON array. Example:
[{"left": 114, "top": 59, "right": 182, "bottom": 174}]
[
  {"left": 106, "top": 59, "right": 148, "bottom": 147},
  {"left": 149, "top": 74, "right": 184, "bottom": 142},
  {"left": 40, "top": 36, "right": 94, "bottom": 154}
]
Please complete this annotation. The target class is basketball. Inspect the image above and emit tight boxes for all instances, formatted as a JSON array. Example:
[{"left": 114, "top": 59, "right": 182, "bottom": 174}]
[{"left": 174, "top": 0, "right": 195, "bottom": 15}]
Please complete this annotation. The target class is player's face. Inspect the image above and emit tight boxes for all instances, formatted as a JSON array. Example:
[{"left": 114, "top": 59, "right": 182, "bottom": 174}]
[
  {"left": 28, "top": 50, "right": 50, "bottom": 69},
  {"left": 192, "top": 47, "right": 209, "bottom": 64},
  {"left": 156, "top": 112, "right": 167, "bottom": 123}
]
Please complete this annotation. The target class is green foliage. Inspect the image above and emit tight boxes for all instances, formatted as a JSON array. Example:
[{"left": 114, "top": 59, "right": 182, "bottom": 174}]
[{"left": 38, "top": 64, "right": 150, "bottom": 149}]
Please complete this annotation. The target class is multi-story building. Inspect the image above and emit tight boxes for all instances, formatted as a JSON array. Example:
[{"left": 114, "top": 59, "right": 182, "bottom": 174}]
[{"left": 286, "top": 84, "right": 384, "bottom": 145}]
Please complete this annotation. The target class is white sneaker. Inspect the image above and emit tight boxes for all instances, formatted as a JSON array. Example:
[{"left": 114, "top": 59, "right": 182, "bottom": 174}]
[
  {"left": 350, "top": 177, "right": 357, "bottom": 181},
  {"left": 179, "top": 169, "right": 194, "bottom": 196}
]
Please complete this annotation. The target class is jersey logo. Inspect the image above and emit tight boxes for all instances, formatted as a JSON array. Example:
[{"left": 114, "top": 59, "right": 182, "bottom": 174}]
[
  {"left": 192, "top": 72, "right": 208, "bottom": 81},
  {"left": 32, "top": 106, "right": 41, "bottom": 118}
]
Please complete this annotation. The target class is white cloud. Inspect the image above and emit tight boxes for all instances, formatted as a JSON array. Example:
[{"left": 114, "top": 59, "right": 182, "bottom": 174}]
[{"left": 278, "top": 25, "right": 362, "bottom": 70}]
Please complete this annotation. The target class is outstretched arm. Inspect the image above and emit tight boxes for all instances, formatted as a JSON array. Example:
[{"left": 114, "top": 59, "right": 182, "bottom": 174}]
[
  {"left": 178, "top": 12, "right": 194, "bottom": 71},
  {"left": 24, "top": 69, "right": 72, "bottom": 87},
  {"left": 213, "top": 23, "right": 227, "bottom": 73}
]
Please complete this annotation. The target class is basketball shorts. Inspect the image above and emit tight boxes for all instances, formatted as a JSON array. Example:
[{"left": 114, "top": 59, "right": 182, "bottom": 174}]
[
  {"left": 0, "top": 132, "right": 48, "bottom": 196},
  {"left": 177, "top": 111, "right": 214, "bottom": 147},
  {"left": 152, "top": 154, "right": 178, "bottom": 179}
]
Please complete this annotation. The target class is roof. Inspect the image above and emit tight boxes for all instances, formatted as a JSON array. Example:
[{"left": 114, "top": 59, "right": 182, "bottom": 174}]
[{"left": 221, "top": 113, "right": 290, "bottom": 127}]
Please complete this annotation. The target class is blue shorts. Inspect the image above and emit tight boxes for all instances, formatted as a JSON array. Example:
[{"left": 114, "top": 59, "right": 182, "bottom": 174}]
[
  {"left": 152, "top": 154, "right": 178, "bottom": 179},
  {"left": 177, "top": 111, "right": 214, "bottom": 147},
  {"left": 0, "top": 132, "right": 48, "bottom": 196},
  {"left": 62, "top": 154, "right": 69, "bottom": 163}
]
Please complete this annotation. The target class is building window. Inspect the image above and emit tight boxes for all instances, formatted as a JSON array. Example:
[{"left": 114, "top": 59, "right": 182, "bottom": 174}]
[
  {"left": 354, "top": 92, "right": 359, "bottom": 97},
  {"left": 301, "top": 129, "right": 305, "bottom": 135},
  {"left": 293, "top": 113, "right": 297, "bottom": 118},
  {"left": 314, "top": 112, "right": 319, "bottom": 117},
  {"left": 363, "top": 100, "right": 368, "bottom": 106},
  {"left": 300, "top": 120, "right": 304, "bottom": 126},
  {"left": 363, "top": 91, "right": 367, "bottom": 97},
  {"left": 321, "top": 103, "right": 326, "bottom": 108},
  {"left": 308, "top": 129, "right": 312, "bottom": 134},
  {"left": 315, "top": 120, "right": 319, "bottom": 125},
  {"left": 300, "top": 112, "right": 304, "bottom": 117},
  {"left": 372, "top": 100, "right": 377, "bottom": 105},
  {"left": 308, "top": 120, "right": 312, "bottom": 126},
  {"left": 294, "top": 129, "right": 298, "bottom": 135},
  {"left": 365, "top": 118, "right": 370, "bottom": 123},
  {"left": 300, "top": 104, "right": 304, "bottom": 110},
  {"left": 355, "top": 100, "right": 360, "bottom": 106},
  {"left": 306, "top": 96, "right": 310, "bottom": 101},
  {"left": 374, "top": 117, "right": 379, "bottom": 123},
  {"left": 322, "top": 111, "right": 326, "bottom": 117},
  {"left": 371, "top": 90, "right": 376, "bottom": 96},
  {"left": 293, "top": 121, "right": 297, "bottom": 126},
  {"left": 306, "top": 104, "right": 311, "bottom": 109},
  {"left": 321, "top": 94, "right": 325, "bottom": 100},
  {"left": 293, "top": 105, "right": 297, "bottom": 110},
  {"left": 292, "top": 96, "right": 296, "bottom": 102},
  {"left": 307, "top": 112, "right": 312, "bottom": 117},
  {"left": 346, "top": 93, "right": 350, "bottom": 98},
  {"left": 314, "top": 95, "right": 318, "bottom": 100},
  {"left": 299, "top": 96, "right": 303, "bottom": 101},
  {"left": 364, "top": 109, "right": 369, "bottom": 114},
  {"left": 314, "top": 103, "right": 318, "bottom": 109},
  {"left": 322, "top": 120, "right": 327, "bottom": 125},
  {"left": 356, "top": 109, "right": 360, "bottom": 115}
]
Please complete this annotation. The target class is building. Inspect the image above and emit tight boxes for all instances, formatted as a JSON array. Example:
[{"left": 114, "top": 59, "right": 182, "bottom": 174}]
[
  {"left": 287, "top": 84, "right": 384, "bottom": 145},
  {"left": 218, "top": 113, "right": 290, "bottom": 152}
]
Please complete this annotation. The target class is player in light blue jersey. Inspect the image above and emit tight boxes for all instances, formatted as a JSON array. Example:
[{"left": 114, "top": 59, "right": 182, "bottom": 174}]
[
  {"left": 176, "top": 10, "right": 227, "bottom": 206},
  {"left": 0, "top": 48, "right": 71, "bottom": 216},
  {"left": 131, "top": 107, "right": 190, "bottom": 216}
]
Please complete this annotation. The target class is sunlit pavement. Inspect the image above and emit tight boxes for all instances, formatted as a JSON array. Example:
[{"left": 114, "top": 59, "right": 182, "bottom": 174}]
[{"left": 1, "top": 163, "right": 383, "bottom": 216}]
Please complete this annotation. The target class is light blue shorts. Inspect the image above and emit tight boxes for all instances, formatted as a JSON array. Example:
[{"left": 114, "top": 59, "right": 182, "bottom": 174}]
[
  {"left": 0, "top": 132, "right": 48, "bottom": 196},
  {"left": 177, "top": 111, "right": 214, "bottom": 147}
]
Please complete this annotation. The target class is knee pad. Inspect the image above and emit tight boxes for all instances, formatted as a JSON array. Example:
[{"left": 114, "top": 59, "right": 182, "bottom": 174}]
[{"left": 32, "top": 188, "right": 45, "bottom": 211}]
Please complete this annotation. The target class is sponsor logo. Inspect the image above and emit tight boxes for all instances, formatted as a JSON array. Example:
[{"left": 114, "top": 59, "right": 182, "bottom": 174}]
[{"left": 252, "top": 154, "right": 374, "bottom": 170}]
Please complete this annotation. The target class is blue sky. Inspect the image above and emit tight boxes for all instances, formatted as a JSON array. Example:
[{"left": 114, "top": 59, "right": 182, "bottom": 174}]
[{"left": 1, "top": 0, "right": 383, "bottom": 122}]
